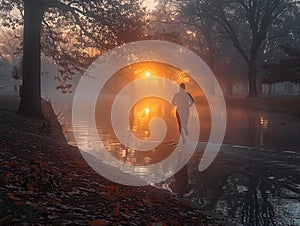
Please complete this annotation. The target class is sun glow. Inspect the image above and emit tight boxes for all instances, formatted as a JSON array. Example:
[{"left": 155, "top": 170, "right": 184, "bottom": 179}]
[
  {"left": 145, "top": 71, "right": 151, "bottom": 77},
  {"left": 145, "top": 107, "right": 150, "bottom": 115}
]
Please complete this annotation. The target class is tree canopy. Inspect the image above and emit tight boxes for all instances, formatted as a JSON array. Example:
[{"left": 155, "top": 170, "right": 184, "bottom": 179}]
[
  {"left": 1, "top": 0, "right": 147, "bottom": 83},
  {"left": 0, "top": 0, "right": 148, "bottom": 117},
  {"left": 176, "top": 0, "right": 300, "bottom": 96}
]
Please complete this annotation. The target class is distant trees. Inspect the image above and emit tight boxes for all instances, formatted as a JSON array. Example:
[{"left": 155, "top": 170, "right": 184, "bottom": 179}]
[
  {"left": 1, "top": 0, "right": 299, "bottom": 119},
  {"left": 0, "top": 28, "right": 22, "bottom": 64},
  {"left": 176, "top": 0, "right": 300, "bottom": 96},
  {"left": 263, "top": 44, "right": 300, "bottom": 85},
  {"left": 177, "top": 1, "right": 220, "bottom": 73},
  {"left": 11, "top": 60, "right": 22, "bottom": 80},
  {"left": 0, "top": 0, "right": 147, "bottom": 118}
]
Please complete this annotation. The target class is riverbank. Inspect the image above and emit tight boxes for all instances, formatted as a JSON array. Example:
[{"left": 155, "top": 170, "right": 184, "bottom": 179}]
[{"left": 0, "top": 95, "right": 223, "bottom": 225}]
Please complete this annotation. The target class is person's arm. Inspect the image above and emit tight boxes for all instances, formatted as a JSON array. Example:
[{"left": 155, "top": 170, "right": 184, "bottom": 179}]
[
  {"left": 187, "top": 92, "right": 194, "bottom": 107},
  {"left": 172, "top": 94, "right": 177, "bottom": 106}
]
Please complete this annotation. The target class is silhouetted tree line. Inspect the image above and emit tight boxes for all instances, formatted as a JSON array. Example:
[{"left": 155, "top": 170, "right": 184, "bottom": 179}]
[{"left": 263, "top": 44, "right": 300, "bottom": 85}]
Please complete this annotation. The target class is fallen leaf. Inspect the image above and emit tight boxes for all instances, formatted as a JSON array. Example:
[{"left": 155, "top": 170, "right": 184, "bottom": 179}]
[
  {"left": 8, "top": 160, "right": 17, "bottom": 166},
  {"left": 112, "top": 202, "right": 120, "bottom": 217},
  {"left": 7, "top": 193, "right": 20, "bottom": 201},
  {"left": 46, "top": 197, "right": 59, "bottom": 204},
  {"left": 181, "top": 200, "right": 190, "bottom": 207},
  {"left": 27, "top": 183, "right": 34, "bottom": 192},
  {"left": 15, "top": 201, "right": 26, "bottom": 205},
  {"left": 87, "top": 219, "right": 108, "bottom": 226},
  {"left": 5, "top": 172, "right": 13, "bottom": 178},
  {"left": 104, "top": 185, "right": 117, "bottom": 199}
]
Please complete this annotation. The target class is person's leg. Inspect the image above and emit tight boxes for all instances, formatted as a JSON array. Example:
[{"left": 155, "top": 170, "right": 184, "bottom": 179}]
[
  {"left": 182, "top": 124, "right": 189, "bottom": 136},
  {"left": 176, "top": 111, "right": 182, "bottom": 134},
  {"left": 181, "top": 111, "right": 189, "bottom": 136},
  {"left": 176, "top": 111, "right": 186, "bottom": 143}
]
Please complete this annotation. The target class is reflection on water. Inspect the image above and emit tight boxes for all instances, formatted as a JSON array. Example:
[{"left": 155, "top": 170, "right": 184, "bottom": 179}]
[
  {"left": 67, "top": 94, "right": 199, "bottom": 185},
  {"left": 65, "top": 98, "right": 300, "bottom": 225},
  {"left": 162, "top": 106, "right": 300, "bottom": 225},
  {"left": 165, "top": 143, "right": 300, "bottom": 225},
  {"left": 224, "top": 107, "right": 300, "bottom": 151},
  {"left": 96, "top": 96, "right": 182, "bottom": 166},
  {"left": 129, "top": 97, "right": 176, "bottom": 141}
]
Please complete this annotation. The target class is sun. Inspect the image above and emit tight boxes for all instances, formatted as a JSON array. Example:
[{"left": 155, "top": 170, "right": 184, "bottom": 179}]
[
  {"left": 145, "top": 71, "right": 151, "bottom": 77},
  {"left": 145, "top": 107, "right": 150, "bottom": 114}
]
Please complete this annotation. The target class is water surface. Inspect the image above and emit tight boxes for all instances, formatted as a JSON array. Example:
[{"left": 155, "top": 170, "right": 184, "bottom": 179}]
[{"left": 63, "top": 96, "right": 300, "bottom": 225}]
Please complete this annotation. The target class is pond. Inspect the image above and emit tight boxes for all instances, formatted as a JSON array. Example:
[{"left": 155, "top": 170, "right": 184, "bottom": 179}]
[{"left": 62, "top": 96, "right": 300, "bottom": 226}]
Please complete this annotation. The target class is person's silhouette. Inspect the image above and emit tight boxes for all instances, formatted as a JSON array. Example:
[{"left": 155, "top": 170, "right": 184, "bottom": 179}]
[{"left": 172, "top": 83, "right": 194, "bottom": 143}]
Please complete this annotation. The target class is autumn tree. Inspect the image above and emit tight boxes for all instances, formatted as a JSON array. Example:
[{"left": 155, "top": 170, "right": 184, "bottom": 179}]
[
  {"left": 176, "top": 0, "right": 299, "bottom": 97},
  {"left": 175, "top": 0, "right": 232, "bottom": 94},
  {"left": 263, "top": 44, "right": 300, "bottom": 85},
  {"left": 0, "top": 28, "right": 22, "bottom": 65},
  {"left": 0, "top": 0, "right": 147, "bottom": 118}
]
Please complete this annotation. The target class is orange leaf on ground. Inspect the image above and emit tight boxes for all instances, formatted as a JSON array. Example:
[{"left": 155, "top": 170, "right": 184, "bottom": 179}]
[
  {"left": 15, "top": 201, "right": 26, "bottom": 205},
  {"left": 112, "top": 202, "right": 120, "bottom": 217},
  {"left": 167, "top": 218, "right": 181, "bottom": 226},
  {"left": 104, "top": 185, "right": 117, "bottom": 192},
  {"left": 74, "top": 159, "right": 86, "bottom": 166},
  {"left": 143, "top": 196, "right": 151, "bottom": 206},
  {"left": 8, "top": 160, "right": 17, "bottom": 166},
  {"left": 27, "top": 183, "right": 34, "bottom": 192},
  {"left": 136, "top": 201, "right": 144, "bottom": 206},
  {"left": 87, "top": 219, "right": 108, "bottom": 226},
  {"left": 104, "top": 185, "right": 117, "bottom": 199},
  {"left": 7, "top": 193, "right": 20, "bottom": 201},
  {"left": 5, "top": 172, "right": 13, "bottom": 178},
  {"left": 46, "top": 197, "right": 59, "bottom": 204},
  {"left": 181, "top": 200, "right": 190, "bottom": 207}
]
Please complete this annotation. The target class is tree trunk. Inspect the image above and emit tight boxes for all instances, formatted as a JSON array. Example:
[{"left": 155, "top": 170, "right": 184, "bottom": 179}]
[
  {"left": 17, "top": 1, "right": 44, "bottom": 118},
  {"left": 247, "top": 61, "right": 258, "bottom": 97}
]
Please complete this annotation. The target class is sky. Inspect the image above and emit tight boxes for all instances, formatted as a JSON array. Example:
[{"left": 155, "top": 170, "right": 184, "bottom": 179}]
[{"left": 143, "top": 0, "right": 158, "bottom": 11}]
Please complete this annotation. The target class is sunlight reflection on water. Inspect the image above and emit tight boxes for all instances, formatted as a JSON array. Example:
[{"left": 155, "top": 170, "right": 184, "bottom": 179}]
[{"left": 67, "top": 96, "right": 199, "bottom": 184}]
